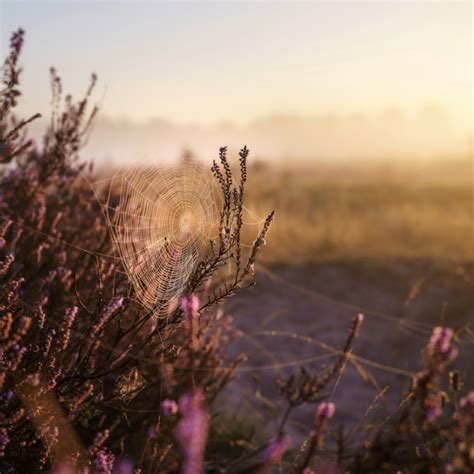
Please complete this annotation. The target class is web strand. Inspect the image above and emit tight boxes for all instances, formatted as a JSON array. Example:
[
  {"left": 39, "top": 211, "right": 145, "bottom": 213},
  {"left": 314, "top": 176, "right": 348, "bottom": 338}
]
[{"left": 99, "top": 162, "right": 218, "bottom": 313}]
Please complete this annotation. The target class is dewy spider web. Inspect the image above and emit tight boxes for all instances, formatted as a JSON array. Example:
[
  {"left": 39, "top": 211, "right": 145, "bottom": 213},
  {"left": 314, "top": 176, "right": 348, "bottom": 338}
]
[{"left": 99, "top": 162, "right": 218, "bottom": 313}]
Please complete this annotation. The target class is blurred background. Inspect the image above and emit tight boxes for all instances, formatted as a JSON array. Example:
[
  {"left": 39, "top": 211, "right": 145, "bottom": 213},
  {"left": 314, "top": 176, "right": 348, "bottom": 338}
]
[
  {"left": 1, "top": 0, "right": 473, "bottom": 437},
  {"left": 1, "top": 1, "right": 472, "bottom": 164}
]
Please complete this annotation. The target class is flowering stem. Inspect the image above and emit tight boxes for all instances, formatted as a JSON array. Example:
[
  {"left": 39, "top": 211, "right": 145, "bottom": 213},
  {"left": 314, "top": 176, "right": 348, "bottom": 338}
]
[{"left": 278, "top": 403, "right": 293, "bottom": 437}]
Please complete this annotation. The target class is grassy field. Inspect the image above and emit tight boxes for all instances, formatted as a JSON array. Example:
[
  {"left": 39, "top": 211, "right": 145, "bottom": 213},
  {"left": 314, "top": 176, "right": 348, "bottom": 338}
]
[
  {"left": 242, "top": 158, "right": 473, "bottom": 264},
  {"left": 226, "top": 157, "right": 474, "bottom": 443}
]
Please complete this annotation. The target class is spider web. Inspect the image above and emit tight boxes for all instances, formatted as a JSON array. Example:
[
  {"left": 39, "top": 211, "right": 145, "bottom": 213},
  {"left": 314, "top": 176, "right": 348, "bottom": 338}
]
[{"left": 94, "top": 162, "right": 218, "bottom": 313}]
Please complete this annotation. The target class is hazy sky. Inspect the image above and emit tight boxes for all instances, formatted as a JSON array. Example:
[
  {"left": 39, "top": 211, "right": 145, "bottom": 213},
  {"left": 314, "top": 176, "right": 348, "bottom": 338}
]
[{"left": 1, "top": 1, "right": 472, "bottom": 128}]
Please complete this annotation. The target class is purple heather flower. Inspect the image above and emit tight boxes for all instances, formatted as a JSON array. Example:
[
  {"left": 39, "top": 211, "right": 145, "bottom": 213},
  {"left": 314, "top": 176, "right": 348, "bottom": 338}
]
[
  {"left": 8, "top": 345, "right": 27, "bottom": 371},
  {"left": 94, "top": 449, "right": 115, "bottom": 474},
  {"left": 94, "top": 392, "right": 104, "bottom": 402},
  {"left": 107, "top": 296, "right": 124, "bottom": 314},
  {"left": 181, "top": 295, "right": 199, "bottom": 317},
  {"left": 0, "top": 253, "right": 14, "bottom": 276},
  {"left": 47, "top": 270, "right": 57, "bottom": 282},
  {"left": 92, "top": 297, "right": 124, "bottom": 335},
  {"left": 425, "top": 409, "right": 441, "bottom": 424},
  {"left": 29, "top": 373, "right": 40, "bottom": 387},
  {"left": 0, "top": 427, "right": 10, "bottom": 456},
  {"left": 428, "top": 327, "right": 458, "bottom": 363},
  {"left": 262, "top": 434, "right": 289, "bottom": 465},
  {"left": 47, "top": 367, "right": 63, "bottom": 391},
  {"left": 58, "top": 266, "right": 72, "bottom": 283},
  {"left": 146, "top": 425, "right": 157, "bottom": 439},
  {"left": 162, "top": 399, "right": 178, "bottom": 417},
  {"left": 58, "top": 250, "right": 67, "bottom": 265},
  {"left": 90, "top": 430, "right": 110, "bottom": 452},
  {"left": 181, "top": 295, "right": 200, "bottom": 349},
  {"left": 43, "top": 328, "right": 56, "bottom": 357},
  {"left": 175, "top": 388, "right": 209, "bottom": 474},
  {"left": 459, "top": 391, "right": 474, "bottom": 414},
  {"left": 60, "top": 306, "right": 78, "bottom": 350},
  {"left": 424, "top": 394, "right": 442, "bottom": 423},
  {"left": 316, "top": 401, "right": 336, "bottom": 423},
  {"left": 38, "top": 306, "right": 46, "bottom": 329},
  {"left": 114, "top": 459, "right": 134, "bottom": 474}
]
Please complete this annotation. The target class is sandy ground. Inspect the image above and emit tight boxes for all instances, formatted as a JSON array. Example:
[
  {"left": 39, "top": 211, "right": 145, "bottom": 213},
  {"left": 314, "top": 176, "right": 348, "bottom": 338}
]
[{"left": 219, "top": 259, "right": 474, "bottom": 442}]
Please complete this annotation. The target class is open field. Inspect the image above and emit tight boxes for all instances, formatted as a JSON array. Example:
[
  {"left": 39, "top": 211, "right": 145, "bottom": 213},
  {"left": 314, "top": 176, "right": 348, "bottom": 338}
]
[
  {"left": 243, "top": 158, "right": 473, "bottom": 264},
  {"left": 215, "top": 158, "right": 474, "bottom": 441},
  {"left": 224, "top": 258, "right": 474, "bottom": 438}
]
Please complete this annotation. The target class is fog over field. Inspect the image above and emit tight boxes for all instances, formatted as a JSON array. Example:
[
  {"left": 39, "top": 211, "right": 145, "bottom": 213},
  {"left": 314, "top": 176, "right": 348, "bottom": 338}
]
[{"left": 28, "top": 106, "right": 471, "bottom": 165}]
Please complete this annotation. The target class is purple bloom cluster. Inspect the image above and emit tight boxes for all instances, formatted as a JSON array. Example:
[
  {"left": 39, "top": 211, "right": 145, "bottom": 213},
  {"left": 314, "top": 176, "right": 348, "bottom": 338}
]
[
  {"left": 146, "top": 425, "right": 157, "bottom": 440},
  {"left": 94, "top": 449, "right": 115, "bottom": 474},
  {"left": 91, "top": 296, "right": 124, "bottom": 335},
  {"left": 181, "top": 295, "right": 199, "bottom": 317},
  {"left": 428, "top": 327, "right": 458, "bottom": 363},
  {"left": 459, "top": 391, "right": 474, "bottom": 414},
  {"left": 316, "top": 401, "right": 336, "bottom": 424},
  {"left": 262, "top": 434, "right": 289, "bottom": 465},
  {"left": 423, "top": 394, "right": 442, "bottom": 423},
  {"left": 181, "top": 295, "right": 200, "bottom": 349},
  {"left": 0, "top": 427, "right": 10, "bottom": 457},
  {"left": 60, "top": 306, "right": 78, "bottom": 351},
  {"left": 89, "top": 430, "right": 110, "bottom": 455},
  {"left": 161, "top": 398, "right": 178, "bottom": 417},
  {"left": 175, "top": 388, "right": 209, "bottom": 474},
  {"left": 114, "top": 459, "right": 134, "bottom": 474},
  {"left": 0, "top": 253, "right": 14, "bottom": 276}
]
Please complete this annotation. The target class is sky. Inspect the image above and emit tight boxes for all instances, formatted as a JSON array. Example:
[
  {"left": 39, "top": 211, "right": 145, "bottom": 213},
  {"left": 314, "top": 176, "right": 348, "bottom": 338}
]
[{"left": 0, "top": 1, "right": 472, "bottom": 162}]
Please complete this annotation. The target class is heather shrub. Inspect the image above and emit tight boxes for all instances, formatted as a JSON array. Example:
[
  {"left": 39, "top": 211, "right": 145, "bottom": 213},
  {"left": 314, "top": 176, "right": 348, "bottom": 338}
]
[
  {"left": 281, "top": 325, "right": 473, "bottom": 473},
  {"left": 0, "top": 29, "right": 269, "bottom": 472}
]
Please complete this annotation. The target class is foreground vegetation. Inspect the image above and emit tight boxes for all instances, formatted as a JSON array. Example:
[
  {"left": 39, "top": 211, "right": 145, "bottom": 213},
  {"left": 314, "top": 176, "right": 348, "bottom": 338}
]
[{"left": 1, "top": 29, "right": 473, "bottom": 473}]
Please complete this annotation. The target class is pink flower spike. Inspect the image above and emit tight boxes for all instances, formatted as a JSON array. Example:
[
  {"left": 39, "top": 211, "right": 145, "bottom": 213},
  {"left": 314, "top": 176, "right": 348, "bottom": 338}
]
[
  {"left": 181, "top": 295, "right": 200, "bottom": 317},
  {"left": 316, "top": 401, "right": 336, "bottom": 423},
  {"left": 161, "top": 399, "right": 178, "bottom": 417},
  {"left": 175, "top": 388, "right": 209, "bottom": 474},
  {"left": 262, "top": 434, "right": 289, "bottom": 465}
]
